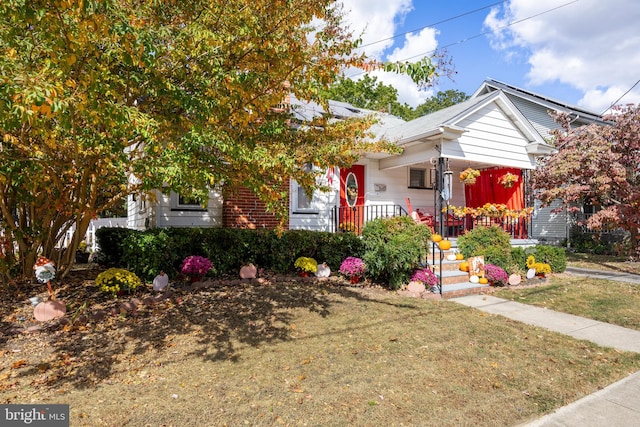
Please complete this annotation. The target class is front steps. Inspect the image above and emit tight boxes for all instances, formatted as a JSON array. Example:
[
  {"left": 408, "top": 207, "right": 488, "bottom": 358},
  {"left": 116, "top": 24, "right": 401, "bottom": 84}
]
[{"left": 429, "top": 241, "right": 490, "bottom": 298}]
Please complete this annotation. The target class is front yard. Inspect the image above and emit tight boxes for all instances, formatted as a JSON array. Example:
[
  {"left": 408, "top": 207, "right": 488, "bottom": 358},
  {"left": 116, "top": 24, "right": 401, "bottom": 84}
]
[{"left": 2, "top": 262, "right": 640, "bottom": 426}]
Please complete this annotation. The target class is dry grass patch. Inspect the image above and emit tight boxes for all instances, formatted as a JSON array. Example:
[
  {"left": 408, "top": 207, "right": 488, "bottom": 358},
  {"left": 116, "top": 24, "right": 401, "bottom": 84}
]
[
  {"left": 2, "top": 276, "right": 640, "bottom": 426},
  {"left": 495, "top": 275, "right": 640, "bottom": 331}
]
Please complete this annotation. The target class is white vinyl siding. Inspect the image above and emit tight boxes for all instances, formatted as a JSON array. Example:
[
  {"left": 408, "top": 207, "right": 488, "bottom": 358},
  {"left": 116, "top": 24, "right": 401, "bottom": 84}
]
[
  {"left": 442, "top": 103, "right": 537, "bottom": 170},
  {"left": 154, "top": 190, "right": 223, "bottom": 228}
]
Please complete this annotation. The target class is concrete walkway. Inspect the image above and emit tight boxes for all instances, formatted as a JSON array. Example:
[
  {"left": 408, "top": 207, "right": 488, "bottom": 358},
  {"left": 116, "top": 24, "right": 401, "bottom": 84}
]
[
  {"left": 564, "top": 266, "right": 640, "bottom": 285},
  {"left": 451, "top": 267, "right": 640, "bottom": 426}
]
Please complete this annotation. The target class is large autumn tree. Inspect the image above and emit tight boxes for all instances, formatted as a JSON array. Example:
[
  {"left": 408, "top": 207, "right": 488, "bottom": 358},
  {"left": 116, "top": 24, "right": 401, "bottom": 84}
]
[
  {"left": 0, "top": 0, "right": 438, "bottom": 280},
  {"left": 534, "top": 105, "right": 640, "bottom": 257}
]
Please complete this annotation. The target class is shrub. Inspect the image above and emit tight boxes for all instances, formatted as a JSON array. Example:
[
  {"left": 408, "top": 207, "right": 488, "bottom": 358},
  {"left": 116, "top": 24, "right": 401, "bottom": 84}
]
[
  {"left": 95, "top": 227, "right": 138, "bottom": 267},
  {"left": 339, "top": 257, "right": 365, "bottom": 278},
  {"left": 361, "top": 216, "right": 431, "bottom": 290},
  {"left": 510, "top": 246, "right": 526, "bottom": 273},
  {"left": 96, "top": 268, "right": 142, "bottom": 297},
  {"left": 410, "top": 267, "right": 438, "bottom": 288},
  {"left": 484, "top": 264, "right": 508, "bottom": 286},
  {"left": 457, "top": 226, "right": 513, "bottom": 272},
  {"left": 95, "top": 227, "right": 364, "bottom": 277},
  {"left": 532, "top": 245, "right": 567, "bottom": 273}
]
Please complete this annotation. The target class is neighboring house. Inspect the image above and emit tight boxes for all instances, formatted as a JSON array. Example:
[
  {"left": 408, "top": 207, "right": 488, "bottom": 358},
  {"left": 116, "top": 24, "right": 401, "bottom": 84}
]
[
  {"left": 472, "top": 79, "right": 606, "bottom": 244},
  {"left": 127, "top": 79, "right": 603, "bottom": 244}
]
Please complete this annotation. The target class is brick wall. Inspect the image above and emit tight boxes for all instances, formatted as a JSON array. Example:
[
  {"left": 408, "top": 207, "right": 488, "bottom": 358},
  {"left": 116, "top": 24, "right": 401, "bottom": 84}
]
[{"left": 222, "top": 185, "right": 289, "bottom": 229}]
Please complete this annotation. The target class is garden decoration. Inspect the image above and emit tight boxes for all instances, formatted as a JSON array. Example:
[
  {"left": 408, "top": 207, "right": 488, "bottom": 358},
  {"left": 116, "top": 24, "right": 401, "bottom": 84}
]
[
  {"left": 498, "top": 172, "right": 519, "bottom": 188},
  {"left": 33, "top": 256, "right": 66, "bottom": 321},
  {"left": 448, "top": 204, "right": 533, "bottom": 220},
  {"left": 315, "top": 262, "right": 331, "bottom": 278},
  {"left": 438, "top": 239, "right": 451, "bottom": 251},
  {"left": 459, "top": 168, "right": 480, "bottom": 185},
  {"left": 240, "top": 264, "right": 257, "bottom": 279},
  {"left": 153, "top": 271, "right": 170, "bottom": 291},
  {"left": 34, "top": 256, "right": 56, "bottom": 300},
  {"left": 467, "top": 256, "right": 485, "bottom": 278},
  {"left": 339, "top": 256, "right": 365, "bottom": 283},
  {"left": 508, "top": 273, "right": 522, "bottom": 286},
  {"left": 294, "top": 257, "right": 318, "bottom": 277},
  {"left": 181, "top": 255, "right": 213, "bottom": 282}
]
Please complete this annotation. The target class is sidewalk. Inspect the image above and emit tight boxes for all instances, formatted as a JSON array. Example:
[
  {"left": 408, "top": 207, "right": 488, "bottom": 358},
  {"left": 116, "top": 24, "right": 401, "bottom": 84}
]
[
  {"left": 564, "top": 266, "right": 640, "bottom": 285},
  {"left": 452, "top": 283, "right": 640, "bottom": 426}
]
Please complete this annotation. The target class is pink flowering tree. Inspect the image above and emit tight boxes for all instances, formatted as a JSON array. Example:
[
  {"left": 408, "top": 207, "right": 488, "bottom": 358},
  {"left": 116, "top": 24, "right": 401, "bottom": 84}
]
[{"left": 533, "top": 105, "right": 640, "bottom": 257}]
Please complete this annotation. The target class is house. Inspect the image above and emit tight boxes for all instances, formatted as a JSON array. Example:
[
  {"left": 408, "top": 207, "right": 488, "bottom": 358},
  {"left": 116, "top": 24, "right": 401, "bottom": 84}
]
[
  {"left": 127, "top": 79, "right": 603, "bottom": 245},
  {"left": 472, "top": 79, "right": 606, "bottom": 244},
  {"left": 289, "top": 88, "right": 552, "bottom": 240}
]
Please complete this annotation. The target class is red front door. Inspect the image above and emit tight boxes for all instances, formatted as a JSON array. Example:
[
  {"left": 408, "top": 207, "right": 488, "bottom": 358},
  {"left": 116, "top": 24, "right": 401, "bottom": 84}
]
[{"left": 339, "top": 165, "right": 365, "bottom": 233}]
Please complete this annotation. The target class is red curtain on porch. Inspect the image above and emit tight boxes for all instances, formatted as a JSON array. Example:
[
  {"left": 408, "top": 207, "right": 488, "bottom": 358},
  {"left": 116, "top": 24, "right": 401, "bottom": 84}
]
[{"left": 464, "top": 167, "right": 524, "bottom": 209}]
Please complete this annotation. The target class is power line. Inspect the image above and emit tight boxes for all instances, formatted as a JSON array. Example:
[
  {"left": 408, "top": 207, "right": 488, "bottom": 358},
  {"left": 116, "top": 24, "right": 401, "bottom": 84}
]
[
  {"left": 347, "top": 0, "right": 580, "bottom": 78},
  {"left": 601, "top": 79, "right": 640, "bottom": 115},
  {"left": 359, "top": 1, "right": 508, "bottom": 49}
]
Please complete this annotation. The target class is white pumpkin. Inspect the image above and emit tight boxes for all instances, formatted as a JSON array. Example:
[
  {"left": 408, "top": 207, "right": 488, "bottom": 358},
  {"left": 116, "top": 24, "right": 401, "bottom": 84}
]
[
  {"left": 315, "top": 262, "right": 331, "bottom": 277},
  {"left": 153, "top": 271, "right": 170, "bottom": 291},
  {"left": 469, "top": 275, "right": 480, "bottom": 284},
  {"left": 446, "top": 254, "right": 457, "bottom": 261}
]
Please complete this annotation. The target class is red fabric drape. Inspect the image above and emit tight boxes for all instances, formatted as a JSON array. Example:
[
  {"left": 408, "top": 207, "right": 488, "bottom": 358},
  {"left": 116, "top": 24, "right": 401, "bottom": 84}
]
[{"left": 463, "top": 167, "right": 524, "bottom": 209}]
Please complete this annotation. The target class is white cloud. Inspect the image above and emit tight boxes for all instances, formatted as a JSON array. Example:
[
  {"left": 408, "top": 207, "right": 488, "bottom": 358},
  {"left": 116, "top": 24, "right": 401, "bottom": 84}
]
[
  {"left": 339, "top": 0, "right": 413, "bottom": 59},
  {"left": 485, "top": 0, "right": 640, "bottom": 112},
  {"left": 340, "top": 1, "right": 437, "bottom": 108}
]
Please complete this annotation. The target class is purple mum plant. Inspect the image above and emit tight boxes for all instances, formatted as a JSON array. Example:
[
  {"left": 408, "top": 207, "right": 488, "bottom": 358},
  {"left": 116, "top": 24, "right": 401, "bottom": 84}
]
[
  {"left": 410, "top": 267, "right": 439, "bottom": 288},
  {"left": 484, "top": 264, "right": 508, "bottom": 286},
  {"left": 181, "top": 255, "right": 213, "bottom": 277},
  {"left": 339, "top": 257, "right": 365, "bottom": 278}
]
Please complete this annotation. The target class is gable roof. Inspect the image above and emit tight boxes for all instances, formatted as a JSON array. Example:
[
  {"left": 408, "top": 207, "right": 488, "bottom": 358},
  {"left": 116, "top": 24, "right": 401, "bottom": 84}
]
[
  {"left": 380, "top": 89, "right": 547, "bottom": 147},
  {"left": 473, "top": 78, "right": 606, "bottom": 125}
]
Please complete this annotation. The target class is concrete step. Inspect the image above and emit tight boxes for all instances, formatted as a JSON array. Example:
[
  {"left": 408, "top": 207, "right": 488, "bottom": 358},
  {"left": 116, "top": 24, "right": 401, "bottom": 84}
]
[
  {"left": 439, "top": 281, "right": 492, "bottom": 299},
  {"left": 431, "top": 259, "right": 465, "bottom": 272},
  {"left": 435, "top": 269, "right": 470, "bottom": 285}
]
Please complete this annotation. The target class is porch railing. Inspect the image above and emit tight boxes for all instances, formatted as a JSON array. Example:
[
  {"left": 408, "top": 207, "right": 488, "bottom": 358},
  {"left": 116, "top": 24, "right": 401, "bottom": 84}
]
[
  {"left": 329, "top": 204, "right": 531, "bottom": 239},
  {"left": 329, "top": 205, "right": 408, "bottom": 234}
]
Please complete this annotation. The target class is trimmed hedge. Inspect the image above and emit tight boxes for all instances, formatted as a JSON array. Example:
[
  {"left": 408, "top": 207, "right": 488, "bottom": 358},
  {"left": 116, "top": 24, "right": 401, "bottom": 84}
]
[{"left": 96, "top": 227, "right": 364, "bottom": 280}]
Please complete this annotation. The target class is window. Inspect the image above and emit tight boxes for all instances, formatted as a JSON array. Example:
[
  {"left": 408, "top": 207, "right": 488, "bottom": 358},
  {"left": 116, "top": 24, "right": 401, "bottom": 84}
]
[
  {"left": 292, "top": 164, "right": 319, "bottom": 213},
  {"left": 171, "top": 193, "right": 206, "bottom": 211},
  {"left": 408, "top": 168, "right": 433, "bottom": 189}
]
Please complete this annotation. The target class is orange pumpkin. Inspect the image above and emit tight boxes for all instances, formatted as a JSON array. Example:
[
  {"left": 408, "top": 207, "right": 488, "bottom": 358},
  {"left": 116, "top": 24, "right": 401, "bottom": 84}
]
[
  {"left": 478, "top": 277, "right": 489, "bottom": 285},
  {"left": 431, "top": 233, "right": 442, "bottom": 243},
  {"left": 455, "top": 253, "right": 464, "bottom": 260},
  {"left": 459, "top": 261, "right": 469, "bottom": 272},
  {"left": 438, "top": 240, "right": 452, "bottom": 251}
]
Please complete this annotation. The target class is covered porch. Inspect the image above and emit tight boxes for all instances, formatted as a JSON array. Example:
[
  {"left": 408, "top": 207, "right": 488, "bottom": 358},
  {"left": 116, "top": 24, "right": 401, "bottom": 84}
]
[
  {"left": 328, "top": 162, "right": 534, "bottom": 240},
  {"left": 328, "top": 90, "right": 555, "bottom": 239}
]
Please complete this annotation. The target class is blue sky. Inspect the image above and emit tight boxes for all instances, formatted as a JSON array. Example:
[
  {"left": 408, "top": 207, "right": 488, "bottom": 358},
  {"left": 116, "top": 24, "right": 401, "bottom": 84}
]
[{"left": 341, "top": 0, "right": 640, "bottom": 114}]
